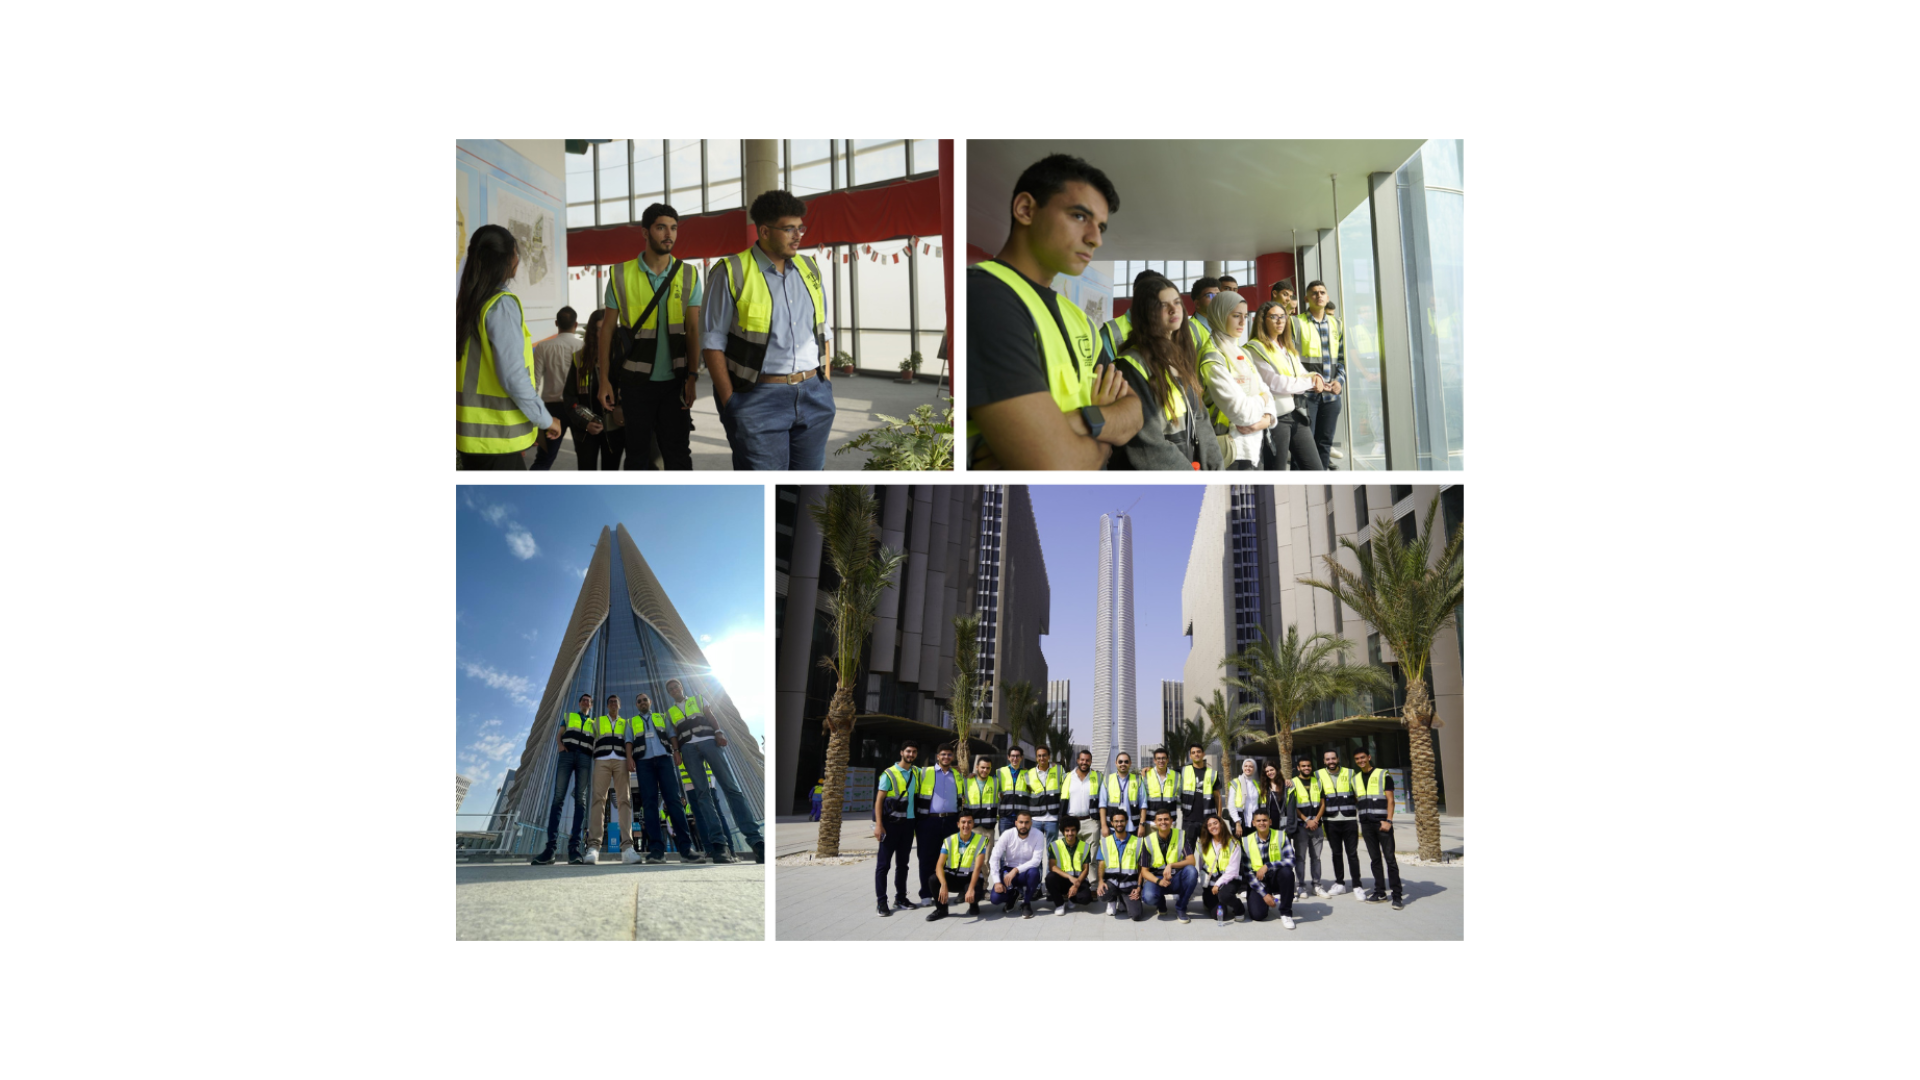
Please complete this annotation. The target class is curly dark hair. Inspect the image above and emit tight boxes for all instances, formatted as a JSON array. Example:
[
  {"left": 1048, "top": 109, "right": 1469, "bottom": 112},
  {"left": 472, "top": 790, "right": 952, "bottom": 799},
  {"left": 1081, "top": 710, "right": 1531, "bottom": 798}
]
[{"left": 749, "top": 189, "right": 807, "bottom": 225}]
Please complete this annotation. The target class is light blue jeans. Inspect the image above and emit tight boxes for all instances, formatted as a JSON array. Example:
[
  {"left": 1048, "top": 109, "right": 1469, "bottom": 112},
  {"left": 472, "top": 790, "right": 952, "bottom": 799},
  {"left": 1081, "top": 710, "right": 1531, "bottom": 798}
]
[
  {"left": 721, "top": 374, "right": 835, "bottom": 470},
  {"left": 680, "top": 740, "right": 762, "bottom": 847}
]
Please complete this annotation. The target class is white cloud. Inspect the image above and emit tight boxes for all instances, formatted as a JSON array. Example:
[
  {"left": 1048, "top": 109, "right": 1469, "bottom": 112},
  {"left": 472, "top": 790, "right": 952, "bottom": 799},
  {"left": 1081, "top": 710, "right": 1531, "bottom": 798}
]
[
  {"left": 481, "top": 719, "right": 501, "bottom": 729},
  {"left": 461, "top": 660, "right": 539, "bottom": 712},
  {"left": 521, "top": 629, "right": 538, "bottom": 642},
  {"left": 468, "top": 495, "right": 539, "bottom": 560}
]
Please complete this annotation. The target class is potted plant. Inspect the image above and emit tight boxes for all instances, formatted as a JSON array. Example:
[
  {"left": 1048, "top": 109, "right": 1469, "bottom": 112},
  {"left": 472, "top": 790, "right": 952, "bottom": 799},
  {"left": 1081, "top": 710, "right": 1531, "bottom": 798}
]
[
  {"left": 833, "top": 349, "right": 855, "bottom": 377},
  {"left": 834, "top": 404, "right": 954, "bottom": 471},
  {"left": 898, "top": 351, "right": 923, "bottom": 383}
]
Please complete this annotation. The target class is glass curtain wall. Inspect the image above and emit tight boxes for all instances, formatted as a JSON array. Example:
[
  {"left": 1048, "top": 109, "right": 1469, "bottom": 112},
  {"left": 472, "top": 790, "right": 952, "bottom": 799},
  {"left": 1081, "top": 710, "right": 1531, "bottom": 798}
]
[
  {"left": 1338, "top": 198, "right": 1386, "bottom": 470},
  {"left": 1106, "top": 260, "right": 1257, "bottom": 301},
  {"left": 566, "top": 140, "right": 944, "bottom": 376}
]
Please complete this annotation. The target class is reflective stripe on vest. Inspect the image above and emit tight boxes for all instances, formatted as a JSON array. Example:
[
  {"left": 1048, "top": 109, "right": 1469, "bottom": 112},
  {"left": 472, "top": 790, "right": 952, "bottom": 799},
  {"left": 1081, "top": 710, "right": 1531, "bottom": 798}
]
[
  {"left": 592, "top": 714, "right": 628, "bottom": 755},
  {"left": 1144, "top": 769, "right": 1180, "bottom": 806},
  {"left": 1355, "top": 768, "right": 1392, "bottom": 819},
  {"left": 1051, "top": 837, "right": 1090, "bottom": 874},
  {"left": 1145, "top": 828, "right": 1185, "bottom": 869},
  {"left": 718, "top": 248, "right": 826, "bottom": 390},
  {"left": 1105, "top": 773, "right": 1142, "bottom": 805},
  {"left": 996, "top": 766, "right": 1026, "bottom": 815},
  {"left": 974, "top": 261, "right": 1095, "bottom": 414},
  {"left": 1317, "top": 767, "right": 1357, "bottom": 818},
  {"left": 1099, "top": 313, "right": 1132, "bottom": 362},
  {"left": 669, "top": 694, "right": 715, "bottom": 741},
  {"left": 1291, "top": 776, "right": 1323, "bottom": 813},
  {"left": 963, "top": 776, "right": 999, "bottom": 819},
  {"left": 456, "top": 290, "right": 537, "bottom": 454},
  {"left": 614, "top": 259, "right": 696, "bottom": 374},
  {"left": 562, "top": 711, "right": 594, "bottom": 752},
  {"left": 915, "top": 765, "right": 958, "bottom": 814},
  {"left": 1101, "top": 834, "right": 1141, "bottom": 875},
  {"left": 881, "top": 764, "right": 917, "bottom": 819},
  {"left": 1024, "top": 764, "right": 1065, "bottom": 818},
  {"left": 1181, "top": 764, "right": 1217, "bottom": 797},
  {"left": 1243, "top": 831, "right": 1287, "bottom": 873},
  {"left": 1200, "top": 841, "right": 1234, "bottom": 876},
  {"left": 943, "top": 831, "right": 985, "bottom": 871}
]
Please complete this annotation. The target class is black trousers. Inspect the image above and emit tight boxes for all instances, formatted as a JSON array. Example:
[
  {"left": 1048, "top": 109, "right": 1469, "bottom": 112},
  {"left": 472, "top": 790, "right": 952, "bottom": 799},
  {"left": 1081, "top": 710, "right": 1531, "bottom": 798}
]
[
  {"left": 1045, "top": 875, "right": 1096, "bottom": 907},
  {"left": 875, "top": 818, "right": 914, "bottom": 901},
  {"left": 1206, "top": 877, "right": 1247, "bottom": 918},
  {"left": 1275, "top": 412, "right": 1324, "bottom": 470},
  {"left": 573, "top": 416, "right": 625, "bottom": 470},
  {"left": 1246, "top": 866, "right": 1296, "bottom": 921},
  {"left": 1324, "top": 820, "right": 1361, "bottom": 886},
  {"left": 1101, "top": 876, "right": 1145, "bottom": 920},
  {"left": 456, "top": 449, "right": 525, "bottom": 470},
  {"left": 620, "top": 372, "right": 693, "bottom": 470},
  {"left": 936, "top": 868, "right": 980, "bottom": 908},
  {"left": 916, "top": 814, "right": 959, "bottom": 900},
  {"left": 1360, "top": 819, "right": 1403, "bottom": 899}
]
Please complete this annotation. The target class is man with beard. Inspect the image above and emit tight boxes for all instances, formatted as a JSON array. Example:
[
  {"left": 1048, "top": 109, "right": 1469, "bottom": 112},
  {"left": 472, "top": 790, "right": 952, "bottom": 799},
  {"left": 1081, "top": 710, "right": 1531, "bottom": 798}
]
[
  {"left": 872, "top": 741, "right": 920, "bottom": 917},
  {"left": 1099, "top": 751, "right": 1146, "bottom": 838},
  {"left": 989, "top": 811, "right": 1048, "bottom": 918},
  {"left": 599, "top": 203, "right": 702, "bottom": 470},
  {"left": 925, "top": 811, "right": 987, "bottom": 922},
  {"left": 701, "top": 189, "right": 835, "bottom": 470}
]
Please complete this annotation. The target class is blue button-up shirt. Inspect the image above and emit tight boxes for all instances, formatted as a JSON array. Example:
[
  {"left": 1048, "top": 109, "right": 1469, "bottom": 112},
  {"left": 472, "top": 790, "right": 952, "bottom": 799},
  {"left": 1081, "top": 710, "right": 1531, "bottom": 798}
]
[
  {"left": 1099, "top": 771, "right": 1146, "bottom": 817},
  {"left": 928, "top": 766, "right": 959, "bottom": 814},
  {"left": 700, "top": 243, "right": 827, "bottom": 375}
]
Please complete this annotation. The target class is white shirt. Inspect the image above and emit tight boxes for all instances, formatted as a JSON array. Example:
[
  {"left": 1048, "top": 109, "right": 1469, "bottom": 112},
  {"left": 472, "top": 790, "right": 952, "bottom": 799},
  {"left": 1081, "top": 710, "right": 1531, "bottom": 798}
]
[
  {"left": 1065, "top": 770, "right": 1097, "bottom": 816},
  {"left": 532, "top": 331, "right": 583, "bottom": 403},
  {"left": 990, "top": 826, "right": 1049, "bottom": 880}
]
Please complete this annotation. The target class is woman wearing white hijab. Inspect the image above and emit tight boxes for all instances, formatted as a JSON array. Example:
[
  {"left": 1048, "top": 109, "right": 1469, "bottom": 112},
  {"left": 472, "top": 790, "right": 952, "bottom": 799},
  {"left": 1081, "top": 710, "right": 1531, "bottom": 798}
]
[{"left": 1197, "top": 290, "right": 1277, "bottom": 469}]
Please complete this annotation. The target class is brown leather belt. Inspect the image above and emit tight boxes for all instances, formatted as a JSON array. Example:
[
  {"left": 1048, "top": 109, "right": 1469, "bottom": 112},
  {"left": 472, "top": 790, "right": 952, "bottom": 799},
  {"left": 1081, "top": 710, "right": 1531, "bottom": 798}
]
[{"left": 756, "top": 368, "right": 820, "bottom": 385}]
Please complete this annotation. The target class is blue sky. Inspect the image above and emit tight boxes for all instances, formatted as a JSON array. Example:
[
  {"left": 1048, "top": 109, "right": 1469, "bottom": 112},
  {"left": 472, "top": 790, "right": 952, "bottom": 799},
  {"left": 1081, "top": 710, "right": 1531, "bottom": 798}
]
[
  {"left": 1028, "top": 486, "right": 1205, "bottom": 752},
  {"left": 455, "top": 485, "right": 764, "bottom": 823}
]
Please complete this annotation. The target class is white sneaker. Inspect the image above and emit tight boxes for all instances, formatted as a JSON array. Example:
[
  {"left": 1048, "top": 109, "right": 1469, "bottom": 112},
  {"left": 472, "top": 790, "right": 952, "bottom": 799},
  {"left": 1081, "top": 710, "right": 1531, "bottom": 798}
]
[
  {"left": 1355, "top": 886, "right": 1368, "bottom": 901},
  {"left": 1281, "top": 915, "right": 1296, "bottom": 930},
  {"left": 1316, "top": 886, "right": 1330, "bottom": 898},
  {"left": 1056, "top": 903, "right": 1068, "bottom": 917},
  {"left": 584, "top": 848, "right": 599, "bottom": 865},
  {"left": 621, "top": 847, "right": 642, "bottom": 864},
  {"left": 1330, "top": 447, "right": 1344, "bottom": 459},
  {"left": 1106, "top": 901, "right": 1117, "bottom": 915},
  {"left": 1330, "top": 883, "right": 1347, "bottom": 895}
]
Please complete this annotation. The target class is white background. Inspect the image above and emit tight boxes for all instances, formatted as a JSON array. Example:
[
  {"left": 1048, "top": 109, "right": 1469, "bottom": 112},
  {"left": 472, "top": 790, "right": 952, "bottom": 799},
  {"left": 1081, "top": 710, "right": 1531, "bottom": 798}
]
[{"left": 7, "top": 0, "right": 1912, "bottom": 1075}]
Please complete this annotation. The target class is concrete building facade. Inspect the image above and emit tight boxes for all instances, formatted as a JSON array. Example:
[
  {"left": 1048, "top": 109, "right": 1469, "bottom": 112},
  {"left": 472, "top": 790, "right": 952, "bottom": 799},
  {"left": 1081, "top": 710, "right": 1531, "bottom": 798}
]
[
  {"left": 774, "top": 485, "right": 1049, "bottom": 816},
  {"left": 1182, "top": 485, "right": 1463, "bottom": 813},
  {"left": 1160, "top": 680, "right": 1184, "bottom": 746},
  {"left": 1092, "top": 513, "right": 1136, "bottom": 774}
]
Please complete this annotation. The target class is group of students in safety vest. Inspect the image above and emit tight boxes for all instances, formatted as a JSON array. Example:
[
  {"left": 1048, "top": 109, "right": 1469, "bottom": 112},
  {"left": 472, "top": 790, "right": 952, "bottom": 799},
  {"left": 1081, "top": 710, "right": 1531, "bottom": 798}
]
[
  {"left": 456, "top": 190, "right": 831, "bottom": 471},
  {"left": 869, "top": 738, "right": 1403, "bottom": 929},
  {"left": 532, "top": 680, "right": 766, "bottom": 866},
  {"left": 967, "top": 152, "right": 1347, "bottom": 472}
]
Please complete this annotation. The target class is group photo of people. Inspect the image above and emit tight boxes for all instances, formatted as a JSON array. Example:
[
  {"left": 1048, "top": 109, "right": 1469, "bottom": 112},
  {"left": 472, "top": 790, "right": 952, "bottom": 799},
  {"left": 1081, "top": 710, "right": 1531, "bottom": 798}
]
[
  {"left": 865, "top": 739, "right": 1404, "bottom": 930},
  {"left": 966, "top": 139, "right": 1464, "bottom": 473},
  {"left": 455, "top": 139, "right": 955, "bottom": 472}
]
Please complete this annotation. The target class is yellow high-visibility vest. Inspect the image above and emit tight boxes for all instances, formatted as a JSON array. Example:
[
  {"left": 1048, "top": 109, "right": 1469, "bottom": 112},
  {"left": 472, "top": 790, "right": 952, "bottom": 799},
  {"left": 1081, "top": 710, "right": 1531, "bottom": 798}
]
[
  {"left": 613, "top": 258, "right": 699, "bottom": 375},
  {"left": 974, "top": 260, "right": 1095, "bottom": 415},
  {"left": 715, "top": 246, "right": 826, "bottom": 391},
  {"left": 456, "top": 290, "right": 537, "bottom": 454}
]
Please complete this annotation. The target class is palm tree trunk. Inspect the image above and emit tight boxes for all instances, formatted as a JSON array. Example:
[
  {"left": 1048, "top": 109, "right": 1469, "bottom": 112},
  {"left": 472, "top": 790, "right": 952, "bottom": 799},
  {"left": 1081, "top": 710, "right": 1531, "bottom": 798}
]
[
  {"left": 1277, "top": 715, "right": 1293, "bottom": 789},
  {"left": 1402, "top": 676, "right": 1443, "bottom": 862},
  {"left": 816, "top": 686, "right": 857, "bottom": 857}
]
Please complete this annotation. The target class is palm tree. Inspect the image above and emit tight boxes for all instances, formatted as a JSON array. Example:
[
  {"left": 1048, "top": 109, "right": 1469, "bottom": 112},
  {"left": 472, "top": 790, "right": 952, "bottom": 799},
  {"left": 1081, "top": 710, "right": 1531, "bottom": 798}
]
[
  {"left": 1045, "top": 717, "right": 1074, "bottom": 765},
  {"left": 809, "top": 487, "right": 908, "bottom": 858},
  {"left": 1301, "top": 495, "right": 1463, "bottom": 862},
  {"left": 1192, "top": 687, "right": 1259, "bottom": 767},
  {"left": 1001, "top": 679, "right": 1037, "bottom": 757},
  {"left": 949, "top": 613, "right": 980, "bottom": 774},
  {"left": 1163, "top": 714, "right": 1210, "bottom": 764},
  {"left": 1223, "top": 625, "right": 1394, "bottom": 791}
]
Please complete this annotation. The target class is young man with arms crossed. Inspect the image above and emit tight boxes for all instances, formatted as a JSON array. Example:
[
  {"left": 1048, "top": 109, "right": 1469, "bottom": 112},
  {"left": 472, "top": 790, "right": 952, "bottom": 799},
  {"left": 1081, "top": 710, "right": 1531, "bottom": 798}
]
[{"left": 968, "top": 154, "right": 1140, "bottom": 469}]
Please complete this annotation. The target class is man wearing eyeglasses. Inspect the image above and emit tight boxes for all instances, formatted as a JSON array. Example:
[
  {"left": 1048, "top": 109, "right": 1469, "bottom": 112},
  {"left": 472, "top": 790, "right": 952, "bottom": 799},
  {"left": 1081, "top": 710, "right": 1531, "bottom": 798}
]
[{"left": 701, "top": 189, "right": 834, "bottom": 470}]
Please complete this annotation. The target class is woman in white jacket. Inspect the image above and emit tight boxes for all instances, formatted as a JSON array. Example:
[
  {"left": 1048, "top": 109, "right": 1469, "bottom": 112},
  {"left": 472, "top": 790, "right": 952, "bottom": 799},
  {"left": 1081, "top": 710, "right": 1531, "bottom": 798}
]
[
  {"left": 1244, "top": 300, "right": 1327, "bottom": 470},
  {"left": 1197, "top": 291, "right": 1276, "bottom": 470}
]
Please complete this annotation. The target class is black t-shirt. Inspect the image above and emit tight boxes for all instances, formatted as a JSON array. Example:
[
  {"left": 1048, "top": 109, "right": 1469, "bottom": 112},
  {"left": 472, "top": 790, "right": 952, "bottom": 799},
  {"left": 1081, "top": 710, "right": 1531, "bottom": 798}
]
[{"left": 968, "top": 262, "right": 1063, "bottom": 408}]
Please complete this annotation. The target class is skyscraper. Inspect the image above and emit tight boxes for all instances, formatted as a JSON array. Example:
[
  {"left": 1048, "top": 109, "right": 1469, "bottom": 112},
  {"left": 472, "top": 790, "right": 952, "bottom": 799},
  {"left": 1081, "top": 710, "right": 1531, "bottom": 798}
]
[
  {"left": 495, "top": 524, "right": 764, "bottom": 854},
  {"left": 1047, "top": 680, "right": 1071, "bottom": 738},
  {"left": 1161, "top": 681, "right": 1184, "bottom": 744},
  {"left": 456, "top": 774, "right": 473, "bottom": 815},
  {"left": 1092, "top": 512, "right": 1136, "bottom": 773}
]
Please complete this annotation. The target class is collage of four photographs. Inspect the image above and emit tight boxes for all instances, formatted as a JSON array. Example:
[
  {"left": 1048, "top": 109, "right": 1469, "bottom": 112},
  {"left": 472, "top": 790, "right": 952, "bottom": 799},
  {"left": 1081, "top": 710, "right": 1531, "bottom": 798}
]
[{"left": 453, "top": 138, "right": 1464, "bottom": 941}]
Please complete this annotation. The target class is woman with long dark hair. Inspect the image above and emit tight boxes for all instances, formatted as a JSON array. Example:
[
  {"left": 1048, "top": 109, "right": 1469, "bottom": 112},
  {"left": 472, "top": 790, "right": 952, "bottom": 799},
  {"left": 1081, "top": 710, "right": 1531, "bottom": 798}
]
[
  {"left": 1112, "top": 273, "right": 1222, "bottom": 470},
  {"left": 1196, "top": 813, "right": 1246, "bottom": 926},
  {"left": 1197, "top": 291, "right": 1276, "bottom": 470},
  {"left": 569, "top": 309, "right": 615, "bottom": 469},
  {"left": 456, "top": 224, "right": 560, "bottom": 469},
  {"left": 1245, "top": 300, "right": 1326, "bottom": 470}
]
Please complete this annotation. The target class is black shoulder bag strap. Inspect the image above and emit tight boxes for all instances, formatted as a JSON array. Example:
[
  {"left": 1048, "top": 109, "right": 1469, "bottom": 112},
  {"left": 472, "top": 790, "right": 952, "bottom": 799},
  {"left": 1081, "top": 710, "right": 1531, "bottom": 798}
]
[{"left": 629, "top": 258, "right": 681, "bottom": 341}]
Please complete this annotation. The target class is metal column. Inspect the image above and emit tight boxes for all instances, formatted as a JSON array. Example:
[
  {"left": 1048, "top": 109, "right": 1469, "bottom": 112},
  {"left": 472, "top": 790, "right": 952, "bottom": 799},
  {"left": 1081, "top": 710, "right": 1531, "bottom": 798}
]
[{"left": 1367, "top": 171, "right": 1418, "bottom": 471}]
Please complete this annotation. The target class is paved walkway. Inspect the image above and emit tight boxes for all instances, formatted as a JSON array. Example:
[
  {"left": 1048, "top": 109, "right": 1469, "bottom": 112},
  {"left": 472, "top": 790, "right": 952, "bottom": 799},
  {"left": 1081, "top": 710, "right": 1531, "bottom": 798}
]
[
  {"left": 774, "top": 818, "right": 1462, "bottom": 941},
  {"left": 456, "top": 860, "right": 763, "bottom": 940},
  {"left": 526, "top": 371, "right": 951, "bottom": 471}
]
